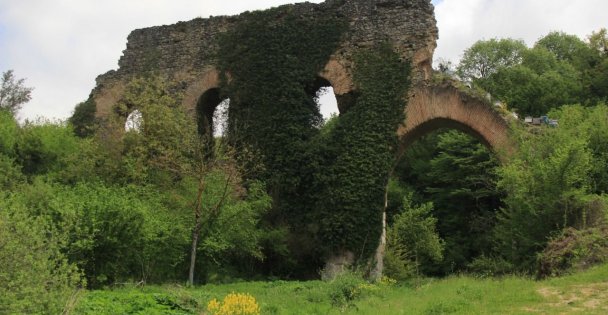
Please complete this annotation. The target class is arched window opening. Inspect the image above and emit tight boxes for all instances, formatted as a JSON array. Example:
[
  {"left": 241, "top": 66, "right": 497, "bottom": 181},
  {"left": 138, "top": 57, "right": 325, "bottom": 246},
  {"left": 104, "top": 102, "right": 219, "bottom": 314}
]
[
  {"left": 213, "top": 98, "right": 229, "bottom": 137},
  {"left": 308, "top": 77, "right": 339, "bottom": 126},
  {"left": 125, "top": 109, "right": 143, "bottom": 132},
  {"left": 316, "top": 86, "right": 339, "bottom": 123},
  {"left": 196, "top": 88, "right": 229, "bottom": 138}
]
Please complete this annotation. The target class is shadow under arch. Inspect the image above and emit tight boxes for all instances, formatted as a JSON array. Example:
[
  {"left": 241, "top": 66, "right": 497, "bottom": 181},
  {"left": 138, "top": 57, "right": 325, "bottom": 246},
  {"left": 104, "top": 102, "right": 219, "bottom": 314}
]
[{"left": 195, "top": 87, "right": 228, "bottom": 138}]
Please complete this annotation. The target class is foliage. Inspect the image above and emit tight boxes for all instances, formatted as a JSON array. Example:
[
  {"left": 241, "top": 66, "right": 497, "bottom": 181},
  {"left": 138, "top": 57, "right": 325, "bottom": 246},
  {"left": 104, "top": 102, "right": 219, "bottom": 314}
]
[
  {"left": 0, "top": 109, "right": 18, "bottom": 155},
  {"left": 535, "top": 31, "right": 596, "bottom": 66},
  {"left": 494, "top": 104, "right": 608, "bottom": 270},
  {"left": 15, "top": 119, "right": 83, "bottom": 176},
  {"left": 466, "top": 255, "right": 514, "bottom": 277},
  {"left": 0, "top": 69, "right": 33, "bottom": 115},
  {"left": 70, "top": 98, "right": 97, "bottom": 137},
  {"left": 537, "top": 226, "right": 608, "bottom": 279},
  {"left": 218, "top": 6, "right": 347, "bottom": 188},
  {"left": 588, "top": 28, "right": 608, "bottom": 56},
  {"left": 314, "top": 44, "right": 412, "bottom": 261},
  {"left": 456, "top": 38, "right": 527, "bottom": 82},
  {"left": 74, "top": 289, "right": 194, "bottom": 315},
  {"left": 383, "top": 224, "right": 415, "bottom": 281},
  {"left": 0, "top": 197, "right": 81, "bottom": 314},
  {"left": 327, "top": 271, "right": 372, "bottom": 312},
  {"left": 387, "top": 193, "right": 444, "bottom": 274},
  {"left": 217, "top": 7, "right": 348, "bottom": 275},
  {"left": 72, "top": 263, "right": 608, "bottom": 314},
  {"left": 0, "top": 154, "right": 24, "bottom": 190},
  {"left": 207, "top": 293, "right": 261, "bottom": 315},
  {"left": 393, "top": 130, "right": 501, "bottom": 274},
  {"left": 5, "top": 180, "right": 188, "bottom": 288},
  {"left": 456, "top": 30, "right": 608, "bottom": 115}
]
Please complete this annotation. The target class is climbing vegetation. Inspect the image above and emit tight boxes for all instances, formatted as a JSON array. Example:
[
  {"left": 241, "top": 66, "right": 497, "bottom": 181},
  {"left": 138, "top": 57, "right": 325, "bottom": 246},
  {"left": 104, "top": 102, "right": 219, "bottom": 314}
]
[{"left": 217, "top": 5, "right": 412, "bottom": 269}]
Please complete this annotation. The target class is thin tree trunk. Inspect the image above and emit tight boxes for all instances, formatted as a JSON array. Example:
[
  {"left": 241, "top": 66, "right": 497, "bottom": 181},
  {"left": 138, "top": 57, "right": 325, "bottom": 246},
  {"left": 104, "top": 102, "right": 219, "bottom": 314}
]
[
  {"left": 188, "top": 224, "right": 201, "bottom": 285},
  {"left": 371, "top": 186, "right": 388, "bottom": 281},
  {"left": 188, "top": 182, "right": 205, "bottom": 286}
]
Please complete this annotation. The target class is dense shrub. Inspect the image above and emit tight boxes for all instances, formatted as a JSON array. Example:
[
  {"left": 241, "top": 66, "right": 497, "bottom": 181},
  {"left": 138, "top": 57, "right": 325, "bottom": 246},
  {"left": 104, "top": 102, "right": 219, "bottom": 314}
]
[
  {"left": 538, "top": 226, "right": 608, "bottom": 278},
  {"left": 0, "top": 200, "right": 81, "bottom": 314}
]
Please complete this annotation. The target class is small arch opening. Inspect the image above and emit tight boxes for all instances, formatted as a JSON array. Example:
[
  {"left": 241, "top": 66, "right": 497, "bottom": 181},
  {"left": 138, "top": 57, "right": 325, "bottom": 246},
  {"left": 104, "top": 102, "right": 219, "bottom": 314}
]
[
  {"left": 125, "top": 109, "right": 143, "bottom": 132},
  {"left": 196, "top": 88, "right": 229, "bottom": 138},
  {"left": 308, "top": 77, "right": 339, "bottom": 126}
]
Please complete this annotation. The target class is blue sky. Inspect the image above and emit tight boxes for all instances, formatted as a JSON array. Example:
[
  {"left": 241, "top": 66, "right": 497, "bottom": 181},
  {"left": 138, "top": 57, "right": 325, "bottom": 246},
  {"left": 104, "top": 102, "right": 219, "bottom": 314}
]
[{"left": 1, "top": 0, "right": 606, "bottom": 121}]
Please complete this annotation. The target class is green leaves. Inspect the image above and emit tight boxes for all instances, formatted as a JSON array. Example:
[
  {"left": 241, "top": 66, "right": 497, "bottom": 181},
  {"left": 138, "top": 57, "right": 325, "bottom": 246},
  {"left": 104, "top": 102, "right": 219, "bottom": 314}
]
[
  {"left": 0, "top": 69, "right": 33, "bottom": 116},
  {"left": 494, "top": 104, "right": 608, "bottom": 269},
  {"left": 0, "top": 196, "right": 81, "bottom": 314},
  {"left": 457, "top": 38, "right": 527, "bottom": 82}
]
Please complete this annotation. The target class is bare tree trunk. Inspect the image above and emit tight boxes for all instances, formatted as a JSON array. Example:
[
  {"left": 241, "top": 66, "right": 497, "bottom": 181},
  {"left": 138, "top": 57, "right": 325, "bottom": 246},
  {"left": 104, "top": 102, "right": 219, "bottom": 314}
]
[
  {"left": 188, "top": 183, "right": 205, "bottom": 286},
  {"left": 188, "top": 224, "right": 201, "bottom": 285},
  {"left": 371, "top": 186, "right": 388, "bottom": 281}
]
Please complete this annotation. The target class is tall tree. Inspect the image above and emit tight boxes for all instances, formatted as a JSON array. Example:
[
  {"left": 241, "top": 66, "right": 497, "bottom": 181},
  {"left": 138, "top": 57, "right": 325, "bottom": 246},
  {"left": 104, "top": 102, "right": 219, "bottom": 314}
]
[
  {"left": 0, "top": 70, "right": 33, "bottom": 116},
  {"left": 113, "top": 76, "right": 270, "bottom": 285},
  {"left": 456, "top": 38, "right": 527, "bottom": 83},
  {"left": 394, "top": 130, "right": 501, "bottom": 274}
]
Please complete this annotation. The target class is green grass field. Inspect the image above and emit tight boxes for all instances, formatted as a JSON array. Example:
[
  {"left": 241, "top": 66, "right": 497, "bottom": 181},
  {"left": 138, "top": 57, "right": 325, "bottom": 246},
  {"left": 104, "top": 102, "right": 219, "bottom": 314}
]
[{"left": 72, "top": 264, "right": 608, "bottom": 315}]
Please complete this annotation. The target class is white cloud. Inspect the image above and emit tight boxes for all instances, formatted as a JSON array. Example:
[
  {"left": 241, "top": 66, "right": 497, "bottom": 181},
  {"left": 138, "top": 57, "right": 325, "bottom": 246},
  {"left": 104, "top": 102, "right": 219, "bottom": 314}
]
[
  {"left": 1, "top": 0, "right": 606, "bottom": 120},
  {"left": 434, "top": 0, "right": 608, "bottom": 65},
  {"left": 0, "top": 0, "right": 324, "bottom": 121}
]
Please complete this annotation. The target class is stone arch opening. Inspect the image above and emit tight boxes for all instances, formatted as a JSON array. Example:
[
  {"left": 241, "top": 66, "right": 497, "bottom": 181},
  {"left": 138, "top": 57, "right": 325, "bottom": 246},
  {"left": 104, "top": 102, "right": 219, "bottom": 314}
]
[
  {"left": 307, "top": 76, "right": 358, "bottom": 120},
  {"left": 309, "top": 77, "right": 339, "bottom": 123},
  {"left": 397, "top": 84, "right": 513, "bottom": 161},
  {"left": 389, "top": 126, "right": 503, "bottom": 276},
  {"left": 125, "top": 109, "right": 143, "bottom": 132},
  {"left": 398, "top": 117, "right": 493, "bottom": 158},
  {"left": 196, "top": 88, "right": 229, "bottom": 138}
]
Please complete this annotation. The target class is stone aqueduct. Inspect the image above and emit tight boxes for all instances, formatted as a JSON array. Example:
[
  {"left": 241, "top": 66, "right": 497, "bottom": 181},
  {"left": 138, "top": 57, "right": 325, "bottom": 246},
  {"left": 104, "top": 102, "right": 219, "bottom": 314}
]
[
  {"left": 89, "top": 0, "right": 514, "bottom": 273},
  {"left": 90, "top": 0, "right": 512, "bottom": 157}
]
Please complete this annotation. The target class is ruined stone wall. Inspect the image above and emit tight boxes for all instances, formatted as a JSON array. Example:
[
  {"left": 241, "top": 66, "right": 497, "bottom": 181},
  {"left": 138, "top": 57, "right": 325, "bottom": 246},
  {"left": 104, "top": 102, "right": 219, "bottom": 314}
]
[{"left": 91, "top": 0, "right": 438, "bottom": 118}]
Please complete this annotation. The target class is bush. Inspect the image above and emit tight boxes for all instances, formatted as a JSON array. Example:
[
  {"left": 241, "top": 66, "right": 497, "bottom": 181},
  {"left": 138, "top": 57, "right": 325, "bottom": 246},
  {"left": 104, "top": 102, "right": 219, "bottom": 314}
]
[
  {"left": 5, "top": 180, "right": 189, "bottom": 287},
  {"left": 0, "top": 109, "right": 18, "bottom": 155},
  {"left": 383, "top": 228, "right": 415, "bottom": 281},
  {"left": 537, "top": 226, "right": 608, "bottom": 278},
  {"left": 0, "top": 200, "right": 80, "bottom": 314},
  {"left": 386, "top": 193, "right": 444, "bottom": 277},
  {"left": 207, "top": 293, "right": 261, "bottom": 315}
]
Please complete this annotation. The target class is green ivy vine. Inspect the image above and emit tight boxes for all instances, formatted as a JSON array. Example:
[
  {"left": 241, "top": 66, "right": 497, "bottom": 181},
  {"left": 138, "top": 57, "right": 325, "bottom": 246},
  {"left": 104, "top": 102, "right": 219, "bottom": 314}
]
[{"left": 216, "top": 4, "right": 412, "bottom": 269}]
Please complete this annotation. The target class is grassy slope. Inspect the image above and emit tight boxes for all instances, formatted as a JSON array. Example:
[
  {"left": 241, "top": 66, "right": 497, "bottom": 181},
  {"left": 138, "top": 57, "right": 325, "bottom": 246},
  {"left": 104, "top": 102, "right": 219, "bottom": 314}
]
[{"left": 73, "top": 264, "right": 608, "bottom": 315}]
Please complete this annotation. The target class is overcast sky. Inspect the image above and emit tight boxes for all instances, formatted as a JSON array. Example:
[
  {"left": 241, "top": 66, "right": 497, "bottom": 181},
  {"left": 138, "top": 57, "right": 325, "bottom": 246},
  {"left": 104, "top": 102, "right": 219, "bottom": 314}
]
[{"left": 1, "top": 0, "right": 606, "bottom": 121}]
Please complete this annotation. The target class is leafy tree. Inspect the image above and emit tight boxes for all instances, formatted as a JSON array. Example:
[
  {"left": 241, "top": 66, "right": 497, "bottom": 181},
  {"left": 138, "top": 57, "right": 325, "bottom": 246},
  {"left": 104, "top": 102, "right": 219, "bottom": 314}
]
[
  {"left": 456, "top": 38, "right": 527, "bottom": 83},
  {"left": 0, "top": 197, "right": 80, "bottom": 314},
  {"left": 386, "top": 193, "right": 444, "bottom": 278},
  {"left": 112, "top": 76, "right": 271, "bottom": 285},
  {"left": 0, "top": 109, "right": 18, "bottom": 155},
  {"left": 486, "top": 51, "right": 583, "bottom": 116},
  {"left": 394, "top": 130, "right": 501, "bottom": 274},
  {"left": 494, "top": 105, "right": 608, "bottom": 270},
  {"left": 69, "top": 99, "right": 97, "bottom": 137},
  {"left": 535, "top": 31, "right": 594, "bottom": 65},
  {"left": 0, "top": 70, "right": 33, "bottom": 115},
  {"left": 15, "top": 120, "right": 83, "bottom": 176},
  {"left": 588, "top": 28, "right": 608, "bottom": 56}
]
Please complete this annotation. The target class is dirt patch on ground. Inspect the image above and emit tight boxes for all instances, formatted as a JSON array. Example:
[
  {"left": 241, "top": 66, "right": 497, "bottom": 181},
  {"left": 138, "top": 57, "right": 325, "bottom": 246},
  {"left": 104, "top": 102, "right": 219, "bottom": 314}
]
[{"left": 524, "top": 282, "right": 608, "bottom": 314}]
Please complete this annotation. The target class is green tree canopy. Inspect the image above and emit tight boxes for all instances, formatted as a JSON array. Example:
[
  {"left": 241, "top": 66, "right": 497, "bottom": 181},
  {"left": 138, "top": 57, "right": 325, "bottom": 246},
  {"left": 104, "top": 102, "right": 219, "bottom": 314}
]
[{"left": 0, "top": 70, "right": 33, "bottom": 116}]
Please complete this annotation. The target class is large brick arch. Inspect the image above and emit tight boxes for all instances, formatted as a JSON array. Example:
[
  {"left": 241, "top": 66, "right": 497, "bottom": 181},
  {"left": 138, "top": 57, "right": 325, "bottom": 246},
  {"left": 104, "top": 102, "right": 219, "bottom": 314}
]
[{"left": 397, "top": 84, "right": 514, "bottom": 160}]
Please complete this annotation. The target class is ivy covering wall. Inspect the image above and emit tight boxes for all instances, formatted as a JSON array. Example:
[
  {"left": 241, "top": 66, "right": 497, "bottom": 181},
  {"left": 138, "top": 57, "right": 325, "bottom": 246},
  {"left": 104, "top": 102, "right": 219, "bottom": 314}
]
[{"left": 217, "top": 5, "right": 412, "bottom": 269}]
